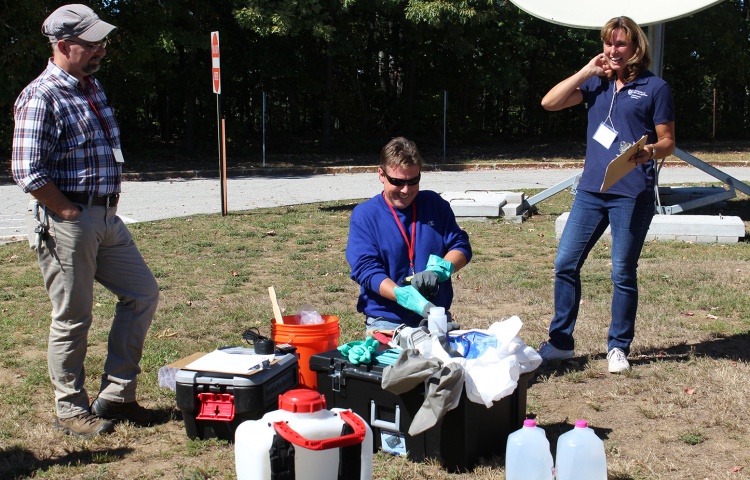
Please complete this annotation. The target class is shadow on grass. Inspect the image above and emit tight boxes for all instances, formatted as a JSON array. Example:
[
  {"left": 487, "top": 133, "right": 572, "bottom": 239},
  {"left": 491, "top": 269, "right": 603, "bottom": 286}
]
[
  {"left": 318, "top": 203, "right": 358, "bottom": 212},
  {"left": 530, "top": 356, "right": 591, "bottom": 380},
  {"left": 0, "top": 445, "right": 134, "bottom": 479},
  {"left": 635, "top": 332, "right": 750, "bottom": 364},
  {"left": 530, "top": 332, "right": 750, "bottom": 376}
]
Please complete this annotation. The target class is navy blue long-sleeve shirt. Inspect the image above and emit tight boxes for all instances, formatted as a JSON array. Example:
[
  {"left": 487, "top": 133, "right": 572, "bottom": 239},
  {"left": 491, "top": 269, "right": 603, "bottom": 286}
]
[{"left": 346, "top": 190, "right": 472, "bottom": 326}]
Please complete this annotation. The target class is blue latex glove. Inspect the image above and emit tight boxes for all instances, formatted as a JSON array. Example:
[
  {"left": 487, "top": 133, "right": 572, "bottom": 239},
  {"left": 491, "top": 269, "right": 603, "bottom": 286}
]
[
  {"left": 374, "top": 348, "right": 401, "bottom": 366},
  {"left": 394, "top": 285, "right": 435, "bottom": 318},
  {"left": 425, "top": 254, "right": 454, "bottom": 282},
  {"left": 338, "top": 336, "right": 380, "bottom": 364}
]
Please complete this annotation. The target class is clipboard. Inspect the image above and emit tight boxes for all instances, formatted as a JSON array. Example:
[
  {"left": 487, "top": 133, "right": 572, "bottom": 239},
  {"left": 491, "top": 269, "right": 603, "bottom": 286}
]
[
  {"left": 182, "top": 349, "right": 277, "bottom": 375},
  {"left": 600, "top": 134, "right": 648, "bottom": 193}
]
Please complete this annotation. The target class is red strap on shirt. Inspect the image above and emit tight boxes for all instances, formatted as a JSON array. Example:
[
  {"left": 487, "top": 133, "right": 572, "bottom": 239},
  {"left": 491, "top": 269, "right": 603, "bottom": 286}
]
[
  {"left": 84, "top": 77, "right": 111, "bottom": 138},
  {"left": 383, "top": 192, "right": 417, "bottom": 276}
]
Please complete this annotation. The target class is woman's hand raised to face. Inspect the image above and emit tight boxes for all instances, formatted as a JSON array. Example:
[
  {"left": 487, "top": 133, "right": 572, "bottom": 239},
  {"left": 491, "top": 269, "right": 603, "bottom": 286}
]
[{"left": 586, "top": 53, "right": 611, "bottom": 78}]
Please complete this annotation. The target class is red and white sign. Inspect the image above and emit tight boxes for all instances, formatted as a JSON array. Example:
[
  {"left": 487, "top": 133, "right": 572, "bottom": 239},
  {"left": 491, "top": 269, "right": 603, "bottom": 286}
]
[{"left": 211, "top": 31, "right": 221, "bottom": 94}]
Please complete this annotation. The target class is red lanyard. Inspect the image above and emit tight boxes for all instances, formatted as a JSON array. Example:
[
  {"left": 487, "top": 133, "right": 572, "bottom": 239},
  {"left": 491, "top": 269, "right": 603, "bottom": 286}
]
[
  {"left": 383, "top": 193, "right": 417, "bottom": 275},
  {"left": 84, "top": 77, "right": 111, "bottom": 138}
]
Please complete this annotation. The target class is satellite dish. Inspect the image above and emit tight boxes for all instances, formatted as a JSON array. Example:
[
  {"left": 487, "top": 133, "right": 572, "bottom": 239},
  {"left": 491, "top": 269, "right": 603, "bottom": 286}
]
[{"left": 507, "top": 0, "right": 724, "bottom": 29}]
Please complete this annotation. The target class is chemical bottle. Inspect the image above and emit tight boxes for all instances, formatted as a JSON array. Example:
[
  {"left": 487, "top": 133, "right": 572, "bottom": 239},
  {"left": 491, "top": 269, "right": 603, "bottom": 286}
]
[
  {"left": 427, "top": 306, "right": 447, "bottom": 334},
  {"left": 504, "top": 418, "right": 554, "bottom": 480},
  {"left": 555, "top": 419, "right": 607, "bottom": 480},
  {"left": 235, "top": 389, "right": 373, "bottom": 480}
]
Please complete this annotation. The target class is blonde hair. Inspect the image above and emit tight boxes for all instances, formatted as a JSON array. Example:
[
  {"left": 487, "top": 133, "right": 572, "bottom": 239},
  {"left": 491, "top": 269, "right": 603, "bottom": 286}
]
[
  {"left": 601, "top": 16, "right": 651, "bottom": 83},
  {"left": 380, "top": 137, "right": 424, "bottom": 171}
]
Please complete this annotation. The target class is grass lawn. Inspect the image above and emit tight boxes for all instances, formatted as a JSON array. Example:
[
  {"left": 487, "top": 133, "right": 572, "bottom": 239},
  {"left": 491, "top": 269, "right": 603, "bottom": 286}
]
[{"left": 0, "top": 177, "right": 748, "bottom": 479}]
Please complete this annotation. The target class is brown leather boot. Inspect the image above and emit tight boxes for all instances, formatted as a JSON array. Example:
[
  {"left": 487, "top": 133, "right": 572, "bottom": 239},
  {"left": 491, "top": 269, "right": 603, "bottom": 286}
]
[
  {"left": 91, "top": 397, "right": 158, "bottom": 426},
  {"left": 55, "top": 412, "right": 115, "bottom": 438}
]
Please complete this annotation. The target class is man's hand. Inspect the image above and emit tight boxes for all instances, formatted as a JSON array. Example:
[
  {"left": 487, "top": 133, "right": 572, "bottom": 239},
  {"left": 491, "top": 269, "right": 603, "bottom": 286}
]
[
  {"left": 421, "top": 301, "right": 437, "bottom": 319},
  {"left": 59, "top": 204, "right": 83, "bottom": 220},
  {"left": 411, "top": 270, "right": 439, "bottom": 298},
  {"left": 30, "top": 183, "right": 83, "bottom": 221},
  {"left": 410, "top": 254, "right": 455, "bottom": 298},
  {"left": 425, "top": 254, "right": 454, "bottom": 281},
  {"left": 394, "top": 285, "right": 435, "bottom": 318}
]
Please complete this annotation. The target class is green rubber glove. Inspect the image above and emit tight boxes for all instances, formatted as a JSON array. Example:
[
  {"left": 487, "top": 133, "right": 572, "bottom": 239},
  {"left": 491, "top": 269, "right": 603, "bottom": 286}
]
[
  {"left": 410, "top": 255, "right": 455, "bottom": 299},
  {"left": 338, "top": 336, "right": 380, "bottom": 364},
  {"left": 425, "top": 254, "right": 454, "bottom": 282},
  {"left": 374, "top": 348, "right": 401, "bottom": 366},
  {"left": 394, "top": 285, "right": 436, "bottom": 318}
]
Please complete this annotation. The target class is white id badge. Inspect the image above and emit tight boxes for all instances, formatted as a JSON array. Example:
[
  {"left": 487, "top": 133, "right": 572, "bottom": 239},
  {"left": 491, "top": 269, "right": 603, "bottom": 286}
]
[
  {"left": 113, "top": 148, "right": 125, "bottom": 163},
  {"left": 593, "top": 122, "right": 618, "bottom": 149}
]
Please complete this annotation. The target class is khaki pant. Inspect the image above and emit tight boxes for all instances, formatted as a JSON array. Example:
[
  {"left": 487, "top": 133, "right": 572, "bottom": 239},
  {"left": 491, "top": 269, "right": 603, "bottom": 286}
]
[{"left": 27, "top": 199, "right": 159, "bottom": 418}]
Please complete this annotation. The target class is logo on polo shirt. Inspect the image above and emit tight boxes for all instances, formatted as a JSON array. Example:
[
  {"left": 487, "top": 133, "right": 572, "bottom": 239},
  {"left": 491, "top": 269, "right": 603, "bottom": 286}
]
[{"left": 628, "top": 89, "right": 649, "bottom": 99}]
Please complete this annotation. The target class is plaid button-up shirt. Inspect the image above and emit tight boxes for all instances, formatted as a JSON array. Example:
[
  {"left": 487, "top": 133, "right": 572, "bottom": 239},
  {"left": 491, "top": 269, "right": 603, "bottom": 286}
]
[{"left": 12, "top": 59, "right": 122, "bottom": 196}]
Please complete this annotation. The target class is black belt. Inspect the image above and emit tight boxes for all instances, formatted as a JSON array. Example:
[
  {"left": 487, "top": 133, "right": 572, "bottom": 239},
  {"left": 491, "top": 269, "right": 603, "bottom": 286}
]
[{"left": 62, "top": 191, "right": 120, "bottom": 208}]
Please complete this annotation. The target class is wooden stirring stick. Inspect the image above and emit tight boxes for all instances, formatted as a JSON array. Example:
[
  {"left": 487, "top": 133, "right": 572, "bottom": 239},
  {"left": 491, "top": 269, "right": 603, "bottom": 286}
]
[{"left": 268, "top": 286, "right": 284, "bottom": 324}]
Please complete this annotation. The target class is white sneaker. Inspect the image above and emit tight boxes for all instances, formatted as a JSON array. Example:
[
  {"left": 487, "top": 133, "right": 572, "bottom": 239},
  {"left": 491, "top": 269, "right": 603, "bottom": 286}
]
[
  {"left": 538, "top": 341, "right": 574, "bottom": 362},
  {"left": 607, "top": 347, "right": 630, "bottom": 373}
]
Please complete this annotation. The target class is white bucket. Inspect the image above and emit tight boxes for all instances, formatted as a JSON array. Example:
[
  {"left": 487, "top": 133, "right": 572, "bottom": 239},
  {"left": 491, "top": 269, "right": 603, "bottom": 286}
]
[{"left": 235, "top": 389, "right": 373, "bottom": 480}]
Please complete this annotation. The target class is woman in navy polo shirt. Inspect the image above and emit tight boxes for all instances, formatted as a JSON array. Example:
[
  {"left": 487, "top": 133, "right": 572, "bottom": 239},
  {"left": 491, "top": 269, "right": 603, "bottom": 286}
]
[{"left": 538, "top": 16, "right": 676, "bottom": 373}]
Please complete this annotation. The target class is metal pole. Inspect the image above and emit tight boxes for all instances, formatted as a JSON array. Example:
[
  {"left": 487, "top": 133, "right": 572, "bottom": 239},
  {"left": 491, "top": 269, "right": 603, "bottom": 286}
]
[
  {"left": 262, "top": 91, "right": 266, "bottom": 167},
  {"left": 647, "top": 23, "right": 665, "bottom": 78},
  {"left": 221, "top": 118, "right": 227, "bottom": 216},
  {"left": 443, "top": 90, "right": 447, "bottom": 162},
  {"left": 712, "top": 88, "right": 716, "bottom": 141}
]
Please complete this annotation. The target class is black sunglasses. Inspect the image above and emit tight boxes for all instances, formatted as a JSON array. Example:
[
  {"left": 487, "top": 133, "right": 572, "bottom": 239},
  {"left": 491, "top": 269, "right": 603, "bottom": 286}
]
[{"left": 382, "top": 170, "right": 421, "bottom": 187}]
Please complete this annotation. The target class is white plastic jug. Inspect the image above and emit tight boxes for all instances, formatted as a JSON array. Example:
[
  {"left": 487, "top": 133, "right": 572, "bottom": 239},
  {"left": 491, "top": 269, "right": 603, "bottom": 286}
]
[
  {"left": 505, "top": 419, "right": 554, "bottom": 480},
  {"left": 235, "top": 389, "right": 373, "bottom": 480},
  {"left": 555, "top": 419, "right": 607, "bottom": 480},
  {"left": 427, "top": 306, "right": 447, "bottom": 334}
]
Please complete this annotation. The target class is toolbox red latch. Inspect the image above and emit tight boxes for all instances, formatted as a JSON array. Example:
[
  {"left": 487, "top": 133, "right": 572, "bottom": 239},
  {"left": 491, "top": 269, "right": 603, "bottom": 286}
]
[{"left": 195, "top": 393, "right": 235, "bottom": 421}]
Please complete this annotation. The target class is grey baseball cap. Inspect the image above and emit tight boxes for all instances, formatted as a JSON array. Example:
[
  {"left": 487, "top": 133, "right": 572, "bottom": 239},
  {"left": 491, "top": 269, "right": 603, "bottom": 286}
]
[{"left": 42, "top": 4, "right": 117, "bottom": 42}]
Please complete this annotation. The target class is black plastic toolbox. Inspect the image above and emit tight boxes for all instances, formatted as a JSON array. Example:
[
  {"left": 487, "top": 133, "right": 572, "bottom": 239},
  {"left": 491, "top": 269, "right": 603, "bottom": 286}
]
[
  {"left": 309, "top": 348, "right": 533, "bottom": 472},
  {"left": 175, "top": 350, "right": 298, "bottom": 441}
]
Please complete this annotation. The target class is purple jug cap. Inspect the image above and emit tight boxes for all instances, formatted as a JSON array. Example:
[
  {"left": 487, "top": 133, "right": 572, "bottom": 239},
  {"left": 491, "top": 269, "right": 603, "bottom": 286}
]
[
  {"left": 575, "top": 419, "right": 588, "bottom": 428},
  {"left": 523, "top": 419, "right": 537, "bottom": 427}
]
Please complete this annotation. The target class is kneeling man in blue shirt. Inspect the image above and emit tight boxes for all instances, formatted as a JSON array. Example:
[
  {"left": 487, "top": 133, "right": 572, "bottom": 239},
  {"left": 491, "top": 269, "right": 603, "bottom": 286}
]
[{"left": 346, "top": 137, "right": 472, "bottom": 331}]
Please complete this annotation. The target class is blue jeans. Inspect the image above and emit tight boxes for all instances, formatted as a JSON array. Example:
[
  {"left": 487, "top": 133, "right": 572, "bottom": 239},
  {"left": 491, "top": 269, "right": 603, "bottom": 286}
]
[
  {"left": 549, "top": 189, "right": 654, "bottom": 356},
  {"left": 365, "top": 316, "right": 404, "bottom": 332}
]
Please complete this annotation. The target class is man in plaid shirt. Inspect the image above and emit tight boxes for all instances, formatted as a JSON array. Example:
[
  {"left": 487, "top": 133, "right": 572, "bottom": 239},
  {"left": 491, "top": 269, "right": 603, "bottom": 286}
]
[{"left": 12, "top": 4, "right": 159, "bottom": 438}]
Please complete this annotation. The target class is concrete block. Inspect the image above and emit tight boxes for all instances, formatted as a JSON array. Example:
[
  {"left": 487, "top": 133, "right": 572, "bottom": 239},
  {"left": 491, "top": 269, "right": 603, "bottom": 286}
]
[
  {"left": 716, "top": 237, "right": 741, "bottom": 244},
  {"left": 502, "top": 203, "right": 524, "bottom": 216},
  {"left": 648, "top": 215, "right": 745, "bottom": 237},
  {"left": 441, "top": 191, "right": 510, "bottom": 217},
  {"left": 504, "top": 192, "right": 526, "bottom": 204},
  {"left": 556, "top": 213, "right": 745, "bottom": 244}
]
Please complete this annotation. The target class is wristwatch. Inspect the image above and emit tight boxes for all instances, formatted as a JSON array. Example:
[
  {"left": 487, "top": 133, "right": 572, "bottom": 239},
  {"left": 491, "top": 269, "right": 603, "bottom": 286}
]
[{"left": 647, "top": 144, "right": 656, "bottom": 160}]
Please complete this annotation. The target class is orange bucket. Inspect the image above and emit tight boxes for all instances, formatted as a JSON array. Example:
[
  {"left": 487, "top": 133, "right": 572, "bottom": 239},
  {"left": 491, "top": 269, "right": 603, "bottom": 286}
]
[{"left": 271, "top": 315, "right": 340, "bottom": 389}]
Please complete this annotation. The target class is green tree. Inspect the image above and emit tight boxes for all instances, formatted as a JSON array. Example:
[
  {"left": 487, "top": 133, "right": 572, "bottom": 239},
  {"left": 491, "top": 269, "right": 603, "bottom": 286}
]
[
  {"left": 3, "top": 0, "right": 748, "bottom": 166},
  {"left": 1, "top": 0, "right": 60, "bottom": 153},
  {"left": 665, "top": 0, "right": 750, "bottom": 139}
]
